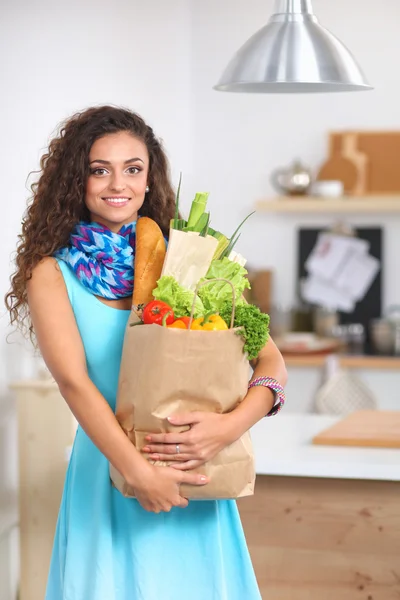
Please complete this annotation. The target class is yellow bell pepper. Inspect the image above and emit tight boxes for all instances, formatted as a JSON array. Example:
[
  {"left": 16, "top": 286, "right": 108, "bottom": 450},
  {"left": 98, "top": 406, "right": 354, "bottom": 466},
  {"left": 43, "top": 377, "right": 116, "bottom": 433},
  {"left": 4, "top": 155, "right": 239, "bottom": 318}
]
[{"left": 190, "top": 314, "right": 228, "bottom": 331}]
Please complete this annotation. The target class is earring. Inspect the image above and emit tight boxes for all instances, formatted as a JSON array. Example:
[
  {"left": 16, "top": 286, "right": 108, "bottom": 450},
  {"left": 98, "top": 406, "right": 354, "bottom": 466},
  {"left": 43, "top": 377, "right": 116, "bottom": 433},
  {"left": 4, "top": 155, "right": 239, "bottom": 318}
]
[{"left": 145, "top": 186, "right": 150, "bottom": 193}]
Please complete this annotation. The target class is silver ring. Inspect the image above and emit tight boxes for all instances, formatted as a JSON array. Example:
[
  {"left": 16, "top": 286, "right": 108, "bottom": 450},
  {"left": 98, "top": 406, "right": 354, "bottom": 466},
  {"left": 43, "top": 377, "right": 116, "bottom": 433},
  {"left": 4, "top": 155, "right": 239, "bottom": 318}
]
[{"left": 176, "top": 444, "right": 180, "bottom": 454}]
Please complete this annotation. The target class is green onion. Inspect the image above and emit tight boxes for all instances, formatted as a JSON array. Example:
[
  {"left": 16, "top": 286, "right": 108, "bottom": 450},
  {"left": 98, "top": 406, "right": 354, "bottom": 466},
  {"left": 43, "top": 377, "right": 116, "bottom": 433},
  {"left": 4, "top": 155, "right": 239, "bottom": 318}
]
[
  {"left": 219, "top": 211, "right": 255, "bottom": 259},
  {"left": 229, "top": 211, "right": 255, "bottom": 244},
  {"left": 173, "top": 172, "right": 183, "bottom": 229},
  {"left": 176, "top": 219, "right": 186, "bottom": 231},
  {"left": 220, "top": 233, "right": 241, "bottom": 259}
]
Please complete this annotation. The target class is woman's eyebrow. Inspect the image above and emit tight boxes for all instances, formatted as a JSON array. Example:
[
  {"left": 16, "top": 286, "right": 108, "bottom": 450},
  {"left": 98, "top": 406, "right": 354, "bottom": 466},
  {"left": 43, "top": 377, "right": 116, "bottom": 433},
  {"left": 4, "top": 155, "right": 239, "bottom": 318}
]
[{"left": 89, "top": 157, "right": 145, "bottom": 165}]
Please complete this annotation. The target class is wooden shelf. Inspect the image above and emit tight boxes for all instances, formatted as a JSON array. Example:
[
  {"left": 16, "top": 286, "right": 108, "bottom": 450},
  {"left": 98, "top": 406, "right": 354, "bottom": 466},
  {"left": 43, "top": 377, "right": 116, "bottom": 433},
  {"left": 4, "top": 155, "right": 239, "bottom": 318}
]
[
  {"left": 284, "top": 354, "right": 400, "bottom": 370},
  {"left": 255, "top": 196, "right": 400, "bottom": 213}
]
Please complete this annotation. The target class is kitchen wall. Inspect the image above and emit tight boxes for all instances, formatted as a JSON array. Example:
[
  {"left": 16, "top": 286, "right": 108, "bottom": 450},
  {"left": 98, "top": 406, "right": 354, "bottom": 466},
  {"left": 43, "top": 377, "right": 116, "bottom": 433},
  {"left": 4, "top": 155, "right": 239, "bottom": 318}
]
[
  {"left": 190, "top": 0, "right": 400, "bottom": 308},
  {"left": 189, "top": 0, "right": 400, "bottom": 411},
  {"left": 0, "top": 2, "right": 194, "bottom": 597}
]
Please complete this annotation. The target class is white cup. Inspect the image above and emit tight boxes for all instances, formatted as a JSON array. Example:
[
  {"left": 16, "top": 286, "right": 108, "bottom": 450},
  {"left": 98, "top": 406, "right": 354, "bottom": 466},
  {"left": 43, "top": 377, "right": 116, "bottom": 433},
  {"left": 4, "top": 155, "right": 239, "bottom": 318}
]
[{"left": 310, "top": 180, "right": 344, "bottom": 198}]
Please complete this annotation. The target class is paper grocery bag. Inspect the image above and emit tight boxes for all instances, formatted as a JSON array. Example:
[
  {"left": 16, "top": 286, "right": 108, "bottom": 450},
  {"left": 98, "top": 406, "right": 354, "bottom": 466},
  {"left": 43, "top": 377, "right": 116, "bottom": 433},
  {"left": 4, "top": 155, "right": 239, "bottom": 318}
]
[{"left": 110, "top": 315, "right": 255, "bottom": 500}]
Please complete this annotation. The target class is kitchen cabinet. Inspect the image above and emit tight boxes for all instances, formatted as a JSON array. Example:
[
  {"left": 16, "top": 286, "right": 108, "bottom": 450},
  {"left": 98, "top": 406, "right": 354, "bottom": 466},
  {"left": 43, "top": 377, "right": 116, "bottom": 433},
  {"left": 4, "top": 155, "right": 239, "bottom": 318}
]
[
  {"left": 0, "top": 515, "right": 18, "bottom": 600},
  {"left": 239, "top": 475, "right": 400, "bottom": 600},
  {"left": 11, "top": 379, "right": 76, "bottom": 600}
]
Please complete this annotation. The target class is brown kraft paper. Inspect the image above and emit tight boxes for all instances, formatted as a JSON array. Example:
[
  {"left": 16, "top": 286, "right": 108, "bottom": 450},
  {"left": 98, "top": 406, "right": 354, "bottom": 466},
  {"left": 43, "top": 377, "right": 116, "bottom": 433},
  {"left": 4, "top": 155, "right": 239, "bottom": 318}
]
[{"left": 110, "top": 313, "right": 255, "bottom": 499}]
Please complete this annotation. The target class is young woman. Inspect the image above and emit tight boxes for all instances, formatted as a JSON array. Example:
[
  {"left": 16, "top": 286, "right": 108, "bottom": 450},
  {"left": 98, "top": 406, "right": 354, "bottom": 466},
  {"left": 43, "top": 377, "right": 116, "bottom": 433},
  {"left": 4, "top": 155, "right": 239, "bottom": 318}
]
[{"left": 6, "top": 106, "right": 287, "bottom": 600}]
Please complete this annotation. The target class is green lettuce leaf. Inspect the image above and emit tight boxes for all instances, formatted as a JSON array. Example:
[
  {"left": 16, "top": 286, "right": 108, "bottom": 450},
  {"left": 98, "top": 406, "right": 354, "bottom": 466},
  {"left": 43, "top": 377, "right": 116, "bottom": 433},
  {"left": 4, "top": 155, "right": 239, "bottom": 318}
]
[
  {"left": 152, "top": 276, "right": 204, "bottom": 318},
  {"left": 198, "top": 258, "right": 251, "bottom": 313}
]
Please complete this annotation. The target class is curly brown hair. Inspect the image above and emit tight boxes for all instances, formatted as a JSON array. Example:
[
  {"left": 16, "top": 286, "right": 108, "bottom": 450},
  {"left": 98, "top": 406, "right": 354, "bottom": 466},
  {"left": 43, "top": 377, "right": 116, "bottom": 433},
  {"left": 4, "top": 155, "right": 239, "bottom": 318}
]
[{"left": 5, "top": 105, "right": 177, "bottom": 337}]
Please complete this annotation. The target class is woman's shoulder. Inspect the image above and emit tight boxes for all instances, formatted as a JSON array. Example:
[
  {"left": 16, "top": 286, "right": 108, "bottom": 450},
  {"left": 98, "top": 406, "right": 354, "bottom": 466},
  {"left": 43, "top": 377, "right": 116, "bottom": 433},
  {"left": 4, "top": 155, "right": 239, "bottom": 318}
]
[
  {"left": 29, "top": 257, "right": 63, "bottom": 286},
  {"left": 26, "top": 257, "right": 69, "bottom": 311},
  {"left": 28, "top": 257, "right": 77, "bottom": 306}
]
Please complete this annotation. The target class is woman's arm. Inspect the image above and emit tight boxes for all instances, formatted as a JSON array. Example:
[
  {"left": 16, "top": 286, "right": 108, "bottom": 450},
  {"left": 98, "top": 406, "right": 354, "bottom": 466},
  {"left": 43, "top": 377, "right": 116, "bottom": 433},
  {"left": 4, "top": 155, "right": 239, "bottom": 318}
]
[
  {"left": 26, "top": 258, "right": 207, "bottom": 510},
  {"left": 225, "top": 335, "right": 288, "bottom": 441},
  {"left": 27, "top": 258, "right": 147, "bottom": 483}
]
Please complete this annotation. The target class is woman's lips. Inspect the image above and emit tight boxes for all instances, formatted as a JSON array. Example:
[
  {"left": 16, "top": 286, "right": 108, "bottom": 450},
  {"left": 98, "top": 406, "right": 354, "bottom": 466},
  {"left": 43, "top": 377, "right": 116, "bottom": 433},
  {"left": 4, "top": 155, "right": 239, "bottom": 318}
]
[{"left": 102, "top": 197, "right": 130, "bottom": 208}]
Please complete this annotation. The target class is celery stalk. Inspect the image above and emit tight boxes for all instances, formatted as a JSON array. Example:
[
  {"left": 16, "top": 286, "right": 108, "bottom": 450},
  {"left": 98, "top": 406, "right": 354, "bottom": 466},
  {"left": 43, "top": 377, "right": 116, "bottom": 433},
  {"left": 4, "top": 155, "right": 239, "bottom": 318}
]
[{"left": 187, "top": 192, "right": 209, "bottom": 228}]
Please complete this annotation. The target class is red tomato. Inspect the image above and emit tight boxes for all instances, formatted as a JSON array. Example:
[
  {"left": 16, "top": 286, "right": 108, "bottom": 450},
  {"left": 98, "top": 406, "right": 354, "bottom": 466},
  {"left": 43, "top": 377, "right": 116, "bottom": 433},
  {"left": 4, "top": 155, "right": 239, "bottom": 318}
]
[{"left": 142, "top": 300, "right": 175, "bottom": 326}]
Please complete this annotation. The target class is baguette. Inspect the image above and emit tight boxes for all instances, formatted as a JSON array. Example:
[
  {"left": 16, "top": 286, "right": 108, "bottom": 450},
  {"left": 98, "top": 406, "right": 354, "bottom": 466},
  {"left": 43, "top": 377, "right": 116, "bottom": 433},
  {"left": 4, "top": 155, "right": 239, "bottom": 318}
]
[{"left": 132, "top": 217, "right": 166, "bottom": 307}]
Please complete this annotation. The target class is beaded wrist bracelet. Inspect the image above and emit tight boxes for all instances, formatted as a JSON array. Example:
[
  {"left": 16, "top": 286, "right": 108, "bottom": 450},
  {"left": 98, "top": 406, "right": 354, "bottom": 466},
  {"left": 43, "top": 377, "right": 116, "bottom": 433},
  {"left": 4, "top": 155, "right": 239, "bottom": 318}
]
[{"left": 248, "top": 376, "right": 285, "bottom": 417}]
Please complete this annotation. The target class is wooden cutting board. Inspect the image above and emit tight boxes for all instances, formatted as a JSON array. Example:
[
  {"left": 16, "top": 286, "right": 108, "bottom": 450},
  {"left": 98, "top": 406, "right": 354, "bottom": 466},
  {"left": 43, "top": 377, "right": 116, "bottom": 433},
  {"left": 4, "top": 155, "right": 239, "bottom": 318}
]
[
  {"left": 312, "top": 410, "right": 400, "bottom": 448},
  {"left": 317, "top": 152, "right": 359, "bottom": 194},
  {"left": 329, "top": 131, "right": 400, "bottom": 194}
]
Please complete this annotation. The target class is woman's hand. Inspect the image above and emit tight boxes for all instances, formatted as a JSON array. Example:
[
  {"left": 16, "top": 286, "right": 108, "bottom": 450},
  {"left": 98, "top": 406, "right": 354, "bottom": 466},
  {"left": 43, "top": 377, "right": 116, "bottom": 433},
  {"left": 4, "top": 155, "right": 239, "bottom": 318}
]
[
  {"left": 130, "top": 460, "right": 209, "bottom": 513},
  {"left": 142, "top": 412, "right": 237, "bottom": 471}
]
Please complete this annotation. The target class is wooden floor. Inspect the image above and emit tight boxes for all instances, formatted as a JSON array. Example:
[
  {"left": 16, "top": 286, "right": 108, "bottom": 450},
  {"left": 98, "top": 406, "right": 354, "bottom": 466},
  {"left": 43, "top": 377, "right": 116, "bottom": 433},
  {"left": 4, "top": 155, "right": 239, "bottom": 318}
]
[{"left": 238, "top": 475, "right": 400, "bottom": 600}]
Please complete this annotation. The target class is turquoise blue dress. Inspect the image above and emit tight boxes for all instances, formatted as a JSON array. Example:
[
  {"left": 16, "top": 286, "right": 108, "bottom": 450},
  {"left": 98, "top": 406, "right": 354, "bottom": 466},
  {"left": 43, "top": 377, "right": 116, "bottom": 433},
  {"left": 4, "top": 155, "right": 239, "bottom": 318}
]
[{"left": 45, "top": 260, "right": 261, "bottom": 600}]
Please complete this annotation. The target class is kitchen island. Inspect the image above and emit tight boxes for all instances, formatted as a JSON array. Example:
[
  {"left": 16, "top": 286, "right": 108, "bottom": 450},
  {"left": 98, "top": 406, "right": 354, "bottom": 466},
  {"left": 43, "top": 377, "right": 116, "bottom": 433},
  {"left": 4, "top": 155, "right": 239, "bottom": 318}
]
[{"left": 239, "top": 414, "right": 400, "bottom": 600}]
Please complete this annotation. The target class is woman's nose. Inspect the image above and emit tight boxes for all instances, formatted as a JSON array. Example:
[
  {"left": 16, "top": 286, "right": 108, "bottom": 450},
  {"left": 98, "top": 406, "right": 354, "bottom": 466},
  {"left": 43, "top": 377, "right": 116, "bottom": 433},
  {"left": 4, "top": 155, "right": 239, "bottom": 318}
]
[{"left": 110, "top": 173, "right": 126, "bottom": 192}]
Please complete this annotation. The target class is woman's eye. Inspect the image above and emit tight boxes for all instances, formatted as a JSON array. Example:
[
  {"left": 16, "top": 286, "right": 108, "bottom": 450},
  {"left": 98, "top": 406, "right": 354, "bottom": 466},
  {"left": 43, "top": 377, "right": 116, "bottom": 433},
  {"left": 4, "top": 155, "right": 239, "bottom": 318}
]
[
  {"left": 90, "top": 168, "right": 108, "bottom": 176},
  {"left": 127, "top": 166, "right": 141, "bottom": 175},
  {"left": 89, "top": 166, "right": 141, "bottom": 176}
]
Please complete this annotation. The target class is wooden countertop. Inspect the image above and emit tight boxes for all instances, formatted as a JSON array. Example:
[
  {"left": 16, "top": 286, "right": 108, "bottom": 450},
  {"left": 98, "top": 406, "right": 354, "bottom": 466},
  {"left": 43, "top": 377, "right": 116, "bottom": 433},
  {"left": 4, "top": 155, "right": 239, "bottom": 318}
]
[{"left": 283, "top": 354, "right": 400, "bottom": 370}]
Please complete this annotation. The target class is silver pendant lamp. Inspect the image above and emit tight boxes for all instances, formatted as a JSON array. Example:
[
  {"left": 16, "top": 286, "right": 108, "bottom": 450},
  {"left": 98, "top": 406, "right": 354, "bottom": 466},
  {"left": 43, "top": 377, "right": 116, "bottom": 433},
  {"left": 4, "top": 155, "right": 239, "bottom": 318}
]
[{"left": 214, "top": 0, "right": 373, "bottom": 93}]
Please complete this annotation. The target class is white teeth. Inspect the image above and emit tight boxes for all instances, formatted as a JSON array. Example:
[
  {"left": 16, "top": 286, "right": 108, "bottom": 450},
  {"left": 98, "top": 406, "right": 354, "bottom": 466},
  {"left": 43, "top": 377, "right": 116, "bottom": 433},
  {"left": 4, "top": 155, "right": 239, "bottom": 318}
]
[{"left": 103, "top": 198, "right": 129, "bottom": 204}]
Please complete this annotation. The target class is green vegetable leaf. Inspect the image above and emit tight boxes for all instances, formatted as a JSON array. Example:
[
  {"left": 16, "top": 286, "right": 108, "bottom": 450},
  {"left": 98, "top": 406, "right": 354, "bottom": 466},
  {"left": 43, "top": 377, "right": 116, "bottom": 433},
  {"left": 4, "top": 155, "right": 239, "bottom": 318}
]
[
  {"left": 198, "top": 257, "right": 251, "bottom": 313},
  {"left": 220, "top": 302, "right": 270, "bottom": 360},
  {"left": 152, "top": 276, "right": 204, "bottom": 318}
]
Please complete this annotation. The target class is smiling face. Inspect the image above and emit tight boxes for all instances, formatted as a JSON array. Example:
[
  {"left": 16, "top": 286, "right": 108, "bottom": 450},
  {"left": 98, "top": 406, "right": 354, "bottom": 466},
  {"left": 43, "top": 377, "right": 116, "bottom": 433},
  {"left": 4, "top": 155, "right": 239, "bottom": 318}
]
[{"left": 85, "top": 131, "right": 149, "bottom": 231}]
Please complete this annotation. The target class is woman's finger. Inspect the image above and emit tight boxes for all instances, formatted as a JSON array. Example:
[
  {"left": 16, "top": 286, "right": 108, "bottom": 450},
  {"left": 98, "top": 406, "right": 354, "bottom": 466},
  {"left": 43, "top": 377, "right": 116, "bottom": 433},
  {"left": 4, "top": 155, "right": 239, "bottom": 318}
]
[
  {"left": 167, "top": 412, "right": 203, "bottom": 426},
  {"left": 149, "top": 453, "right": 191, "bottom": 462},
  {"left": 178, "top": 497, "right": 189, "bottom": 508},
  {"left": 170, "top": 460, "right": 203, "bottom": 471},
  {"left": 143, "top": 444, "right": 189, "bottom": 455},
  {"left": 145, "top": 432, "right": 191, "bottom": 445}
]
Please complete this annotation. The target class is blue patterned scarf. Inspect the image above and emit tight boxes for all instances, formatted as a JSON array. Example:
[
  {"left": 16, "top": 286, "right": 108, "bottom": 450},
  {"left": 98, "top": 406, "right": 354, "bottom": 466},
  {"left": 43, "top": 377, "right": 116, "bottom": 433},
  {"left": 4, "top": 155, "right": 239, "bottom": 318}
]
[{"left": 55, "top": 221, "right": 136, "bottom": 299}]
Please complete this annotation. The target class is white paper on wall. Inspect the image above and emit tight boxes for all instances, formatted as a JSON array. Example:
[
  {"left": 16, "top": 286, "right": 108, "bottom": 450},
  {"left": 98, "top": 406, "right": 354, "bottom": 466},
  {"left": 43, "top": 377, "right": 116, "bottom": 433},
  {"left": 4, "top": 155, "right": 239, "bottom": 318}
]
[
  {"left": 334, "top": 251, "right": 380, "bottom": 301},
  {"left": 301, "top": 230, "right": 380, "bottom": 312},
  {"left": 302, "top": 275, "right": 356, "bottom": 313},
  {"left": 305, "top": 233, "right": 369, "bottom": 281}
]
